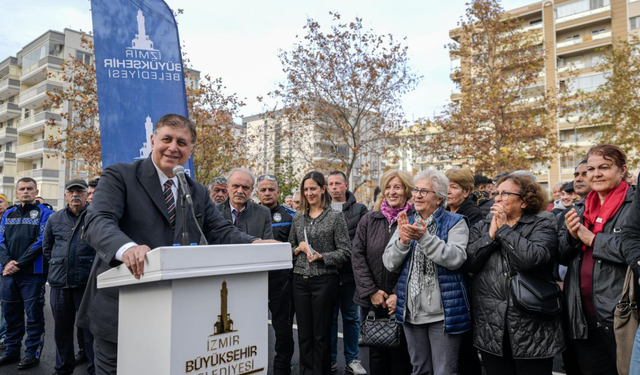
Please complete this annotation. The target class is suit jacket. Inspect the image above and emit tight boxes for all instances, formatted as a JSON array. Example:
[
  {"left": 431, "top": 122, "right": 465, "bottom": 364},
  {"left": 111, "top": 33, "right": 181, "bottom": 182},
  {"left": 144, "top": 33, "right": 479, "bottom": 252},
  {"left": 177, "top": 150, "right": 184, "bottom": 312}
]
[
  {"left": 215, "top": 198, "right": 274, "bottom": 240},
  {"left": 78, "top": 157, "right": 255, "bottom": 343}
]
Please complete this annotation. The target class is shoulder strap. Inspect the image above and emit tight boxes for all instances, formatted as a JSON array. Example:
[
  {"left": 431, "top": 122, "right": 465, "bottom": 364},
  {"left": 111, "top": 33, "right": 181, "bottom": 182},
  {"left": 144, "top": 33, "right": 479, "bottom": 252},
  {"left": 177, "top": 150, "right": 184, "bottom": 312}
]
[{"left": 621, "top": 266, "right": 635, "bottom": 304}]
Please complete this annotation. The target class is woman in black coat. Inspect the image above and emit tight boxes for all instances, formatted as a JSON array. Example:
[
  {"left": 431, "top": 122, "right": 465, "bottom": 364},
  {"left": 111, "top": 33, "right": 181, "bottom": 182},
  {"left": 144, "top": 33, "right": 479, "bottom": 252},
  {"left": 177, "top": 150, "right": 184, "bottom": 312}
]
[
  {"left": 559, "top": 144, "right": 634, "bottom": 375},
  {"left": 466, "top": 173, "right": 565, "bottom": 375},
  {"left": 445, "top": 168, "right": 484, "bottom": 227}
]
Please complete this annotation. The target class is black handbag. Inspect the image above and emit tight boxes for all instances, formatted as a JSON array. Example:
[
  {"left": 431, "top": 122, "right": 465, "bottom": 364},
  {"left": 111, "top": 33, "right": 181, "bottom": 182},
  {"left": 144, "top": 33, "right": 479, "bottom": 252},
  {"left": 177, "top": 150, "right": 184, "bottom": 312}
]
[
  {"left": 501, "top": 251, "right": 562, "bottom": 317},
  {"left": 359, "top": 310, "right": 401, "bottom": 348},
  {"left": 510, "top": 272, "right": 563, "bottom": 317}
]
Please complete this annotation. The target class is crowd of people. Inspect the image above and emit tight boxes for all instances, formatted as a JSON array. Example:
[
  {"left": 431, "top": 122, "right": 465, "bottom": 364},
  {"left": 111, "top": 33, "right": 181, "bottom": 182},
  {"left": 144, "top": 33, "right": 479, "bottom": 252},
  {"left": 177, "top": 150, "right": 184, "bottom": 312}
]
[{"left": 0, "top": 113, "right": 639, "bottom": 375}]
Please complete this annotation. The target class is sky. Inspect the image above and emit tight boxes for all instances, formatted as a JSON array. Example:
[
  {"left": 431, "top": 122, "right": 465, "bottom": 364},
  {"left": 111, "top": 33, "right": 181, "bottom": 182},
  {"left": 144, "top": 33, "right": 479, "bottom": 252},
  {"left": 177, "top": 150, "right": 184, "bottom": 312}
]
[{"left": 0, "top": 0, "right": 536, "bottom": 122}]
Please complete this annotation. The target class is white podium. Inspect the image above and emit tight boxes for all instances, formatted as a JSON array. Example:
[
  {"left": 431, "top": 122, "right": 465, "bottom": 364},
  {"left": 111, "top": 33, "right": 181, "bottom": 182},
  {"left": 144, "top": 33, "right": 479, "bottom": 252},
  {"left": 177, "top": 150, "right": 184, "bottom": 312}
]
[{"left": 97, "top": 243, "right": 292, "bottom": 375}]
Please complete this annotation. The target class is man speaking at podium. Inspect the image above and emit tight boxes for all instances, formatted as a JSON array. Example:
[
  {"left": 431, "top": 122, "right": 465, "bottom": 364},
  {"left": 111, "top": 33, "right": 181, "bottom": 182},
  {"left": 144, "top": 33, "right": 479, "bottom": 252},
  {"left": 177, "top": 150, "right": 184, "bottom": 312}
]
[{"left": 78, "top": 114, "right": 269, "bottom": 375}]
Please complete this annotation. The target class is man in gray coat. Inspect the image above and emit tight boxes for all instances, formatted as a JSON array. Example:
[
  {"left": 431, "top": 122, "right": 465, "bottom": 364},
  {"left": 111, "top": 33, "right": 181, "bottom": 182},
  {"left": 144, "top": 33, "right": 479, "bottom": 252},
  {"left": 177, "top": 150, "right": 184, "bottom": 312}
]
[{"left": 215, "top": 168, "right": 273, "bottom": 241}]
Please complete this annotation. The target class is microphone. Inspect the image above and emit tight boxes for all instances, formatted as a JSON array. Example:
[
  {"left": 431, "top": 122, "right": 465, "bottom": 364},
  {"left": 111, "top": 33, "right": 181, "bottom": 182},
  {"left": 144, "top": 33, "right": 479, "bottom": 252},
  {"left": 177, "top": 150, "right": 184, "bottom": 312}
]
[
  {"left": 172, "top": 165, "right": 208, "bottom": 246},
  {"left": 172, "top": 165, "right": 193, "bottom": 207}
]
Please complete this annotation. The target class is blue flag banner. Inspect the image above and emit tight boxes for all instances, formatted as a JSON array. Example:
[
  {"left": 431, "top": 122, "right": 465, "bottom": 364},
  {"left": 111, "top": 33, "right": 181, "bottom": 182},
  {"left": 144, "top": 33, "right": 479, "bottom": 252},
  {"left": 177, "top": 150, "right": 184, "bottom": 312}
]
[{"left": 91, "top": 0, "right": 194, "bottom": 175}]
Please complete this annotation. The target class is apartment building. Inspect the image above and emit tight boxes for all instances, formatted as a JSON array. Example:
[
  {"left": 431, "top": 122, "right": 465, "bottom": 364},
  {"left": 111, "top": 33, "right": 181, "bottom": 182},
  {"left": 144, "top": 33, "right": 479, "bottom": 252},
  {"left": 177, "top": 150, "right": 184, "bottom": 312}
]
[
  {"left": 447, "top": 0, "right": 640, "bottom": 189},
  {"left": 0, "top": 29, "right": 93, "bottom": 209},
  {"left": 243, "top": 112, "right": 385, "bottom": 207}
]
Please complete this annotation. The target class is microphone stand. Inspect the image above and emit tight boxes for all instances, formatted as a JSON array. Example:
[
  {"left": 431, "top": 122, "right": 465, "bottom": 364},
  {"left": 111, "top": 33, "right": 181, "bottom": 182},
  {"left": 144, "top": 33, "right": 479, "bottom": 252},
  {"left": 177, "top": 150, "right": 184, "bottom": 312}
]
[{"left": 180, "top": 192, "right": 189, "bottom": 246}]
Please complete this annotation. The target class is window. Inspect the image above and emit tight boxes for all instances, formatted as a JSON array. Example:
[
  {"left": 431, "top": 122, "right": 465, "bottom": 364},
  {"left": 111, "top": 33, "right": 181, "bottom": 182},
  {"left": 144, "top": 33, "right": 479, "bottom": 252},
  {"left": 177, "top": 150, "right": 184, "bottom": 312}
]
[
  {"left": 631, "top": 16, "right": 640, "bottom": 30},
  {"left": 556, "top": 0, "right": 610, "bottom": 19},
  {"left": 24, "top": 109, "right": 30, "bottom": 119},
  {"left": 22, "top": 42, "right": 64, "bottom": 68},
  {"left": 76, "top": 51, "right": 92, "bottom": 65},
  {"left": 530, "top": 19, "right": 542, "bottom": 26},
  {"left": 591, "top": 28, "right": 606, "bottom": 35},
  {"left": 566, "top": 34, "right": 581, "bottom": 41}
]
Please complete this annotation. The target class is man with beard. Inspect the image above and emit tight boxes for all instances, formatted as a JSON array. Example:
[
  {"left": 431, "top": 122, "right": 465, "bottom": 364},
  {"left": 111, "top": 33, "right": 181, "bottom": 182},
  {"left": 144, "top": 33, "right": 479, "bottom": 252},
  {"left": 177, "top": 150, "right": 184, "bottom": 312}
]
[
  {"left": 215, "top": 168, "right": 273, "bottom": 240},
  {"left": 43, "top": 179, "right": 96, "bottom": 375}
]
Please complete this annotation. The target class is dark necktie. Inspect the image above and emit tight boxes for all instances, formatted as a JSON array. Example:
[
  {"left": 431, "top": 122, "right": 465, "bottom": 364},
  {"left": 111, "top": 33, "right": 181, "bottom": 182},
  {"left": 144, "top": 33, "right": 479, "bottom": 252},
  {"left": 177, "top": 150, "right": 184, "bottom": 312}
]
[
  {"left": 233, "top": 209, "right": 240, "bottom": 226},
  {"left": 164, "top": 180, "right": 176, "bottom": 229}
]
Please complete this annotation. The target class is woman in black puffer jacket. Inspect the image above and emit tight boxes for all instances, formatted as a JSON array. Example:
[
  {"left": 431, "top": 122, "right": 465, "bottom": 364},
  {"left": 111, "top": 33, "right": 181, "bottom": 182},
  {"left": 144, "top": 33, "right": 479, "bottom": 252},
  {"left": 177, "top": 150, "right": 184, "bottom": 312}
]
[{"left": 466, "top": 173, "right": 565, "bottom": 375}]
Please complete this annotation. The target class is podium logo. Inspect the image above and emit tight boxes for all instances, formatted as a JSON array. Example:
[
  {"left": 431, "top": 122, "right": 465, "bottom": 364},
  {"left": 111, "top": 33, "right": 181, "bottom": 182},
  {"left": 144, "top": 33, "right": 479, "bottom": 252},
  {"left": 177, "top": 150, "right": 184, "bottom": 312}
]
[
  {"left": 212, "top": 281, "right": 236, "bottom": 335},
  {"left": 184, "top": 280, "right": 262, "bottom": 374}
]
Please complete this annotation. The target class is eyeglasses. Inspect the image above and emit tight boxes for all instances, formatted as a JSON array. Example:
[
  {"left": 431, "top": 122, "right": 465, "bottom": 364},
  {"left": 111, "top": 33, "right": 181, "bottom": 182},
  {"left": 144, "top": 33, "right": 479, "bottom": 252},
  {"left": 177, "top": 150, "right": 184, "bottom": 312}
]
[
  {"left": 411, "top": 188, "right": 436, "bottom": 197},
  {"left": 496, "top": 191, "right": 521, "bottom": 199},
  {"left": 257, "top": 174, "right": 277, "bottom": 183}
]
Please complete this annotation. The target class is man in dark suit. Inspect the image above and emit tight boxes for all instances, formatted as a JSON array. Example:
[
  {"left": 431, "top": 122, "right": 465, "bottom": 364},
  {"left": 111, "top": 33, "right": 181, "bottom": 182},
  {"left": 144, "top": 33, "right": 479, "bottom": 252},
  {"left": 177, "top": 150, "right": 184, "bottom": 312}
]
[
  {"left": 78, "top": 114, "right": 267, "bottom": 375},
  {"left": 215, "top": 168, "right": 273, "bottom": 240}
]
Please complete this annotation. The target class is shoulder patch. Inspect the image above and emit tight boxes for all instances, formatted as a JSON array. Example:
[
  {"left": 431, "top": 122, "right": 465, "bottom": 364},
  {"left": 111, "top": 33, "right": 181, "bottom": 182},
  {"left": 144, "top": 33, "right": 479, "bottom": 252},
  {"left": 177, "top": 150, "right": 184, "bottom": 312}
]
[{"left": 30, "top": 210, "right": 39, "bottom": 219}]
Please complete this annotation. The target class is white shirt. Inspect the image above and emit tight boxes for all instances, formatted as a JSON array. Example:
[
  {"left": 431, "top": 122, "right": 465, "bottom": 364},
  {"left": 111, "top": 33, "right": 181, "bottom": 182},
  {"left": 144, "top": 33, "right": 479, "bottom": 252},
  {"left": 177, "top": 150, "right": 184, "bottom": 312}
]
[
  {"left": 229, "top": 201, "right": 246, "bottom": 225},
  {"left": 115, "top": 159, "right": 178, "bottom": 261}
]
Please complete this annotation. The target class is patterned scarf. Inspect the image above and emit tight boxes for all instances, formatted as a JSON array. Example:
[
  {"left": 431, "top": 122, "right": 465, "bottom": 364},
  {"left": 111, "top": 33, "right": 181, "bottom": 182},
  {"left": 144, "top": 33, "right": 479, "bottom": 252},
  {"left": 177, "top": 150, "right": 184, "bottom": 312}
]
[
  {"left": 380, "top": 199, "right": 412, "bottom": 225},
  {"left": 408, "top": 212, "right": 438, "bottom": 318}
]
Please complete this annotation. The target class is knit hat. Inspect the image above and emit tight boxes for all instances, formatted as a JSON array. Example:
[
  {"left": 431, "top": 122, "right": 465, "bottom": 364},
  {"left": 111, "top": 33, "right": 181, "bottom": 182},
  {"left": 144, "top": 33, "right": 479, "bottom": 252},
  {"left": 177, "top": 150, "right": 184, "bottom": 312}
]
[{"left": 0, "top": 194, "right": 8, "bottom": 204}]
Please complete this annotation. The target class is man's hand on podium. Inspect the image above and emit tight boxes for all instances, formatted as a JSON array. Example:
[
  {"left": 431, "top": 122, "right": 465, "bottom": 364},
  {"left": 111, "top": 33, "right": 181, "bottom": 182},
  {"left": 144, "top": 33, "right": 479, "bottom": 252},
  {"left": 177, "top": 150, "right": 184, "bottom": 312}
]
[
  {"left": 253, "top": 239, "right": 279, "bottom": 244},
  {"left": 122, "top": 245, "right": 152, "bottom": 279}
]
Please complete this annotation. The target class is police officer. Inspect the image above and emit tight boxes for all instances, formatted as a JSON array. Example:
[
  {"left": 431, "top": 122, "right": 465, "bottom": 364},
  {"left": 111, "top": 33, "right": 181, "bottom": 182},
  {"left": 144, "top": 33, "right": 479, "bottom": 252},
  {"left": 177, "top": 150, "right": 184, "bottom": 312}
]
[{"left": 256, "top": 174, "right": 296, "bottom": 375}]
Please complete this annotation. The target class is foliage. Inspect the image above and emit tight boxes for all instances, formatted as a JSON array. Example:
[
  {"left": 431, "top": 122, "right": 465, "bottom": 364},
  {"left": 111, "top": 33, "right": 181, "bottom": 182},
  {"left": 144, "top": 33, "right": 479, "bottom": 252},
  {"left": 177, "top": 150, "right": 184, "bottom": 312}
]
[
  {"left": 186, "top": 73, "right": 248, "bottom": 185},
  {"left": 265, "top": 12, "right": 420, "bottom": 192},
  {"left": 576, "top": 35, "right": 640, "bottom": 168},
  {"left": 418, "top": 0, "right": 559, "bottom": 176},
  {"left": 273, "top": 156, "right": 301, "bottom": 204},
  {"left": 45, "top": 34, "right": 102, "bottom": 177}
]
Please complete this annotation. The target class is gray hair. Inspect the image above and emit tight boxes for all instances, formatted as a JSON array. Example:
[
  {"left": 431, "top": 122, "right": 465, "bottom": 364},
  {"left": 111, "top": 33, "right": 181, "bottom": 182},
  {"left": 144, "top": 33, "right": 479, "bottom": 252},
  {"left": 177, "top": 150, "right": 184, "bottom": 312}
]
[
  {"left": 415, "top": 169, "right": 449, "bottom": 208},
  {"left": 293, "top": 191, "right": 300, "bottom": 198},
  {"left": 208, "top": 176, "right": 227, "bottom": 189},
  {"left": 510, "top": 170, "right": 538, "bottom": 183},
  {"left": 227, "top": 168, "right": 256, "bottom": 187},
  {"left": 285, "top": 195, "right": 293, "bottom": 200}
]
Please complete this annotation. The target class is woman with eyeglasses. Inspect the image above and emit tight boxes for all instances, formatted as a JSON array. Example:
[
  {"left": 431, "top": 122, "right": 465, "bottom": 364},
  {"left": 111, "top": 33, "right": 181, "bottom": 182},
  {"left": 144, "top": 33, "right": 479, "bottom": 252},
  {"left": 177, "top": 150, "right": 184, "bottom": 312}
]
[
  {"left": 352, "top": 170, "right": 414, "bottom": 375},
  {"left": 383, "top": 170, "right": 470, "bottom": 375},
  {"left": 466, "top": 173, "right": 564, "bottom": 375},
  {"left": 559, "top": 144, "right": 635, "bottom": 375},
  {"left": 289, "top": 171, "right": 351, "bottom": 375}
]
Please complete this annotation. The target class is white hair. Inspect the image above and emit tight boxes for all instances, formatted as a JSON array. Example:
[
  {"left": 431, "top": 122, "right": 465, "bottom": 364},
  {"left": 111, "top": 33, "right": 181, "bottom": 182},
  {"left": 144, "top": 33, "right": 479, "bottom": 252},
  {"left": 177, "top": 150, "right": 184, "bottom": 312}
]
[
  {"left": 415, "top": 169, "right": 449, "bottom": 208},
  {"left": 227, "top": 168, "right": 256, "bottom": 187}
]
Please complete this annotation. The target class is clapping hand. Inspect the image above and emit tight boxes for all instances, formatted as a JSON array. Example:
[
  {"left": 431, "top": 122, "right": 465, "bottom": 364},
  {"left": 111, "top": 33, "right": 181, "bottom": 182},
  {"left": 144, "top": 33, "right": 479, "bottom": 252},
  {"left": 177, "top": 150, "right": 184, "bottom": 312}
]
[
  {"left": 565, "top": 208, "right": 596, "bottom": 246},
  {"left": 489, "top": 203, "right": 507, "bottom": 240}
]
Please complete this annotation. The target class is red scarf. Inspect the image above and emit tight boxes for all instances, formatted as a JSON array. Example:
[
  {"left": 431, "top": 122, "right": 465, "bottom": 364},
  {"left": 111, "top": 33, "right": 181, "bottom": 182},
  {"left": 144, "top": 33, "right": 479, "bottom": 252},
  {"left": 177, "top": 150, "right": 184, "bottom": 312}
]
[{"left": 582, "top": 180, "right": 629, "bottom": 250}]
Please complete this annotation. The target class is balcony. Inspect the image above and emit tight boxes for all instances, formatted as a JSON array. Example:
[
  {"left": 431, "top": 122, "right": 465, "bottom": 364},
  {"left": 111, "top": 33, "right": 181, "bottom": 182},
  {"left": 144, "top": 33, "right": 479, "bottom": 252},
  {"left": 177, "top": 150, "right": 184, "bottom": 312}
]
[
  {"left": 18, "top": 80, "right": 63, "bottom": 109},
  {"left": 0, "top": 102, "right": 21, "bottom": 122},
  {"left": 20, "top": 55, "right": 63, "bottom": 85},
  {"left": 558, "top": 58, "right": 603, "bottom": 74},
  {"left": 16, "top": 140, "right": 55, "bottom": 160},
  {"left": 0, "top": 152, "right": 16, "bottom": 166},
  {"left": 15, "top": 168, "right": 59, "bottom": 179},
  {"left": 0, "top": 75, "right": 20, "bottom": 101},
  {"left": 17, "top": 111, "right": 60, "bottom": 134},
  {"left": 0, "top": 126, "right": 17, "bottom": 145},
  {"left": 557, "top": 31, "right": 611, "bottom": 49},
  {"left": 556, "top": 5, "right": 611, "bottom": 24}
]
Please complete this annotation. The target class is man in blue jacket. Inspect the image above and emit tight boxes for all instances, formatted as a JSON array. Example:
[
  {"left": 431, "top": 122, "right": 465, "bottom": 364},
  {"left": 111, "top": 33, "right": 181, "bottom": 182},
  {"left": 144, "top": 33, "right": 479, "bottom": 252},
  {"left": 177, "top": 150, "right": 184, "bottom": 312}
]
[
  {"left": 43, "top": 179, "right": 96, "bottom": 375},
  {"left": 0, "top": 177, "right": 53, "bottom": 369}
]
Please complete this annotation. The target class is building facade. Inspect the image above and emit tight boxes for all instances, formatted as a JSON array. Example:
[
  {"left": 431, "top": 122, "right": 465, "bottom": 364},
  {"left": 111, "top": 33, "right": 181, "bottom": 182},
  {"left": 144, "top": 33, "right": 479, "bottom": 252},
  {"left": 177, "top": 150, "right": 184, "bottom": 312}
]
[
  {"left": 243, "top": 111, "right": 385, "bottom": 207},
  {"left": 0, "top": 29, "right": 93, "bottom": 209},
  {"left": 446, "top": 0, "right": 640, "bottom": 190}
]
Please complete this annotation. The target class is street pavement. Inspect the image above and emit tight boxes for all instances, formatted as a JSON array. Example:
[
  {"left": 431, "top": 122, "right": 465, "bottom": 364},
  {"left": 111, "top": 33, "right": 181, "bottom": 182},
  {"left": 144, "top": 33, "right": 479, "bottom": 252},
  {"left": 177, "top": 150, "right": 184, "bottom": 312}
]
[{"left": 2, "top": 285, "right": 566, "bottom": 375}]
